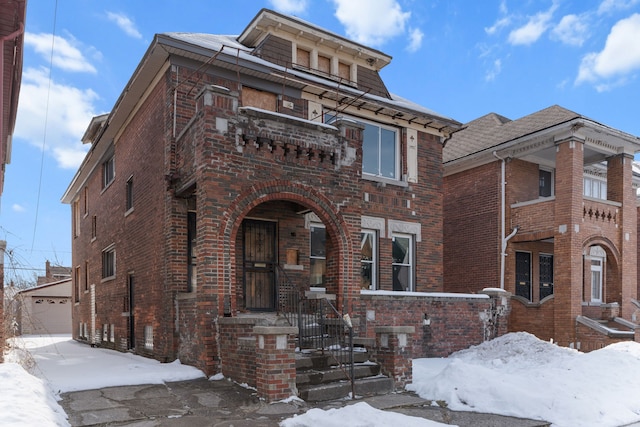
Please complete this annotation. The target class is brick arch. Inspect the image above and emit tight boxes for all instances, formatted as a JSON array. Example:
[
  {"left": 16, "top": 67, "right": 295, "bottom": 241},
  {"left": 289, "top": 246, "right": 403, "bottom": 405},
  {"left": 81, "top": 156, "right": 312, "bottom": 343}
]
[
  {"left": 218, "top": 180, "right": 354, "bottom": 314},
  {"left": 581, "top": 236, "right": 621, "bottom": 305}
]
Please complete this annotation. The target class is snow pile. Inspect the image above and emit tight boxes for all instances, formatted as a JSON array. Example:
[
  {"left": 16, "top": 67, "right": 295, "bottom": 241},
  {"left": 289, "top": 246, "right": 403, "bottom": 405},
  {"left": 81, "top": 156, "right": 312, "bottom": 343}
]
[
  {"left": 280, "top": 401, "right": 449, "bottom": 427},
  {"left": 0, "top": 363, "right": 69, "bottom": 427},
  {"left": 408, "top": 332, "right": 640, "bottom": 427}
]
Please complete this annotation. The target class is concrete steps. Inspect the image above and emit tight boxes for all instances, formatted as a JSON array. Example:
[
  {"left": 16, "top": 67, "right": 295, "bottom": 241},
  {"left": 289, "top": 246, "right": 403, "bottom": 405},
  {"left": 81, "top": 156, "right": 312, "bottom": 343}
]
[{"left": 295, "top": 350, "right": 393, "bottom": 401}]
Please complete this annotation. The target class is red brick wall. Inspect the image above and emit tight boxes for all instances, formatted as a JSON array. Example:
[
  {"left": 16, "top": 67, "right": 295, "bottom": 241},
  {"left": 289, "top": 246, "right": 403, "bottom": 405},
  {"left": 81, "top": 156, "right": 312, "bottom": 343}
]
[
  {"left": 443, "top": 162, "right": 500, "bottom": 292},
  {"left": 72, "top": 72, "right": 175, "bottom": 360},
  {"left": 353, "top": 293, "right": 508, "bottom": 358},
  {"left": 218, "top": 318, "right": 257, "bottom": 386},
  {"left": 509, "top": 298, "right": 555, "bottom": 341}
]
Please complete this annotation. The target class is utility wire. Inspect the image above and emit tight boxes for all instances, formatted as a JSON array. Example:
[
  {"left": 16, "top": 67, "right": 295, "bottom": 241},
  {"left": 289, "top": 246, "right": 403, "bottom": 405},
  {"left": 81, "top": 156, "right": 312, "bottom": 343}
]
[{"left": 31, "top": 0, "right": 59, "bottom": 252}]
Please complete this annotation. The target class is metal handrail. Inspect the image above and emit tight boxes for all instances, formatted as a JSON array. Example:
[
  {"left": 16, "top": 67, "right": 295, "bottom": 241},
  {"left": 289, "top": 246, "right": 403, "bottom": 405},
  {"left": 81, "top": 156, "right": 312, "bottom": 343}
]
[{"left": 276, "top": 265, "right": 355, "bottom": 398}]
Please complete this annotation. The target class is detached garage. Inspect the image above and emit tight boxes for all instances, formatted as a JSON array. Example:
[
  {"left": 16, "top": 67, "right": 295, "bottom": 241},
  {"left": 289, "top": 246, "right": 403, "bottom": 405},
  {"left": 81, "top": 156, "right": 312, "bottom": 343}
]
[{"left": 17, "top": 279, "right": 72, "bottom": 335}]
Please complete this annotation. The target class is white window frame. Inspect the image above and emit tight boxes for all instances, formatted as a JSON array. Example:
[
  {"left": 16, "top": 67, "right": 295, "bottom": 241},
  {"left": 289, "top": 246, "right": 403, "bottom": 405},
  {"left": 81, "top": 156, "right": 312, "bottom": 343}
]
[
  {"left": 309, "top": 223, "right": 326, "bottom": 286},
  {"left": 360, "top": 230, "right": 378, "bottom": 290},
  {"left": 103, "top": 155, "right": 115, "bottom": 189},
  {"left": 144, "top": 325, "right": 154, "bottom": 350},
  {"left": 584, "top": 176, "right": 607, "bottom": 200},
  {"left": 361, "top": 119, "right": 400, "bottom": 181},
  {"left": 391, "top": 232, "right": 414, "bottom": 292},
  {"left": 590, "top": 258, "right": 603, "bottom": 303}
]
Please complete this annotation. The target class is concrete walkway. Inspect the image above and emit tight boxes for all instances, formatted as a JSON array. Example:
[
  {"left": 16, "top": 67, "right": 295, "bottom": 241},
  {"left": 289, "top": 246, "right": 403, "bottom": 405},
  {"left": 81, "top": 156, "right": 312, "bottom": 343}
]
[{"left": 59, "top": 377, "right": 550, "bottom": 427}]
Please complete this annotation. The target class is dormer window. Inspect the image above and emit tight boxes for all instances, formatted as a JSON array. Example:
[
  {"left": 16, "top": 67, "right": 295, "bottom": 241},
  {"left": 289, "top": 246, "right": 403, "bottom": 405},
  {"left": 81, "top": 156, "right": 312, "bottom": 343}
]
[
  {"left": 293, "top": 43, "right": 356, "bottom": 86},
  {"left": 296, "top": 47, "right": 310, "bottom": 69}
]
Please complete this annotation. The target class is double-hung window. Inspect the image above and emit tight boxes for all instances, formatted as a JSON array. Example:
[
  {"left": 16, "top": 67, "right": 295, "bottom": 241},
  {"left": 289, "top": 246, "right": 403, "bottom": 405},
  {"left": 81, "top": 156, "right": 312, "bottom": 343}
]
[
  {"left": 584, "top": 176, "right": 607, "bottom": 200},
  {"left": 103, "top": 156, "right": 115, "bottom": 189},
  {"left": 102, "top": 245, "right": 116, "bottom": 280},
  {"left": 360, "top": 230, "right": 377, "bottom": 290},
  {"left": 362, "top": 121, "right": 399, "bottom": 180},
  {"left": 392, "top": 233, "right": 413, "bottom": 291}
]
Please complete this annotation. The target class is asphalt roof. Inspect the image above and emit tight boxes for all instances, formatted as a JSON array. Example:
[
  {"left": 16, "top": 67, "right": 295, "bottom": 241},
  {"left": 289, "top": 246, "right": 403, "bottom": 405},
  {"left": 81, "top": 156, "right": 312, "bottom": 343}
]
[{"left": 444, "top": 105, "right": 582, "bottom": 164}]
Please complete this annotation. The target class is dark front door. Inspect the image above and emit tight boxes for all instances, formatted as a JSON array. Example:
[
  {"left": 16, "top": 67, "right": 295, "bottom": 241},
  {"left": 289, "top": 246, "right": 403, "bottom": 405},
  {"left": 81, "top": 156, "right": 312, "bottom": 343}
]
[
  {"left": 515, "top": 251, "right": 531, "bottom": 301},
  {"left": 243, "top": 219, "right": 277, "bottom": 311}
]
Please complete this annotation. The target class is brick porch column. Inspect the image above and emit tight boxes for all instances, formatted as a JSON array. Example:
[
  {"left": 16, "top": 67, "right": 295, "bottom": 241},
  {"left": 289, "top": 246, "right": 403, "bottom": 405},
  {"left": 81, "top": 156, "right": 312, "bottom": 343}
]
[
  {"left": 253, "top": 326, "right": 298, "bottom": 402},
  {"left": 372, "top": 326, "right": 415, "bottom": 389},
  {"left": 554, "top": 138, "right": 584, "bottom": 346},
  {"left": 607, "top": 153, "right": 637, "bottom": 321}
]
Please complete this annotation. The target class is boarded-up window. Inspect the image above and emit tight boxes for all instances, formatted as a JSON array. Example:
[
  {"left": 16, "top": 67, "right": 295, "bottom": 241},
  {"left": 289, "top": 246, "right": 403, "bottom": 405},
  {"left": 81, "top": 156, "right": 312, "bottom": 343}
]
[
  {"left": 318, "top": 55, "right": 331, "bottom": 75},
  {"left": 338, "top": 62, "right": 350, "bottom": 81},
  {"left": 296, "top": 48, "right": 310, "bottom": 68},
  {"left": 241, "top": 87, "right": 277, "bottom": 112}
]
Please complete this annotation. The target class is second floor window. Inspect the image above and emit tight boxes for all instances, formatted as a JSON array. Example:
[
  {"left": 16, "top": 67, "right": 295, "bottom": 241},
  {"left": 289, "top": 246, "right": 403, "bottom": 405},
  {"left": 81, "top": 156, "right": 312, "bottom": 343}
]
[
  {"left": 126, "top": 176, "right": 134, "bottom": 211},
  {"left": 102, "top": 245, "right": 116, "bottom": 279},
  {"left": 584, "top": 176, "right": 607, "bottom": 200},
  {"left": 103, "top": 156, "right": 115, "bottom": 189},
  {"left": 362, "top": 121, "right": 399, "bottom": 180},
  {"left": 539, "top": 169, "right": 553, "bottom": 197}
]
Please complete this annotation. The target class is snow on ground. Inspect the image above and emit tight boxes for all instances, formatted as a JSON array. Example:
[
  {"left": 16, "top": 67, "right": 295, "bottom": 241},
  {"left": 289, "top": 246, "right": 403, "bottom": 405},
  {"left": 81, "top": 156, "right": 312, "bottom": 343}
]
[
  {"left": 280, "top": 401, "right": 448, "bottom": 427},
  {"left": 408, "top": 332, "right": 640, "bottom": 427},
  {"left": 3, "top": 332, "right": 640, "bottom": 427}
]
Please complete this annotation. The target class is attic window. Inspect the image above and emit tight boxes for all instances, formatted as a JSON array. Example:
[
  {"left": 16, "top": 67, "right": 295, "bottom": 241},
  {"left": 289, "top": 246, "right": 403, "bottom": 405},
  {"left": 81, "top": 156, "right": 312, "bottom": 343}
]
[
  {"left": 338, "top": 62, "right": 350, "bottom": 81},
  {"left": 296, "top": 47, "right": 310, "bottom": 68},
  {"left": 318, "top": 54, "right": 331, "bottom": 75}
]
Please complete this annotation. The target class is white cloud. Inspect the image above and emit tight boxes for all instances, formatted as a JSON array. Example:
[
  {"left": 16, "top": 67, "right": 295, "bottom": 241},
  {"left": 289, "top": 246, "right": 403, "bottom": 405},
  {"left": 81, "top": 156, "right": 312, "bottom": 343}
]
[
  {"left": 508, "top": 3, "right": 558, "bottom": 45},
  {"left": 406, "top": 28, "right": 423, "bottom": 52},
  {"left": 486, "top": 58, "right": 502, "bottom": 81},
  {"left": 576, "top": 13, "right": 640, "bottom": 85},
  {"left": 331, "top": 0, "right": 410, "bottom": 46},
  {"left": 485, "top": 17, "right": 511, "bottom": 35},
  {"left": 598, "top": 0, "right": 640, "bottom": 15},
  {"left": 551, "top": 14, "right": 589, "bottom": 46},
  {"left": 268, "top": 0, "right": 309, "bottom": 15},
  {"left": 12, "top": 204, "right": 26, "bottom": 213},
  {"left": 25, "top": 32, "right": 96, "bottom": 73},
  {"left": 106, "top": 12, "right": 142, "bottom": 39},
  {"left": 14, "top": 67, "right": 99, "bottom": 169}
]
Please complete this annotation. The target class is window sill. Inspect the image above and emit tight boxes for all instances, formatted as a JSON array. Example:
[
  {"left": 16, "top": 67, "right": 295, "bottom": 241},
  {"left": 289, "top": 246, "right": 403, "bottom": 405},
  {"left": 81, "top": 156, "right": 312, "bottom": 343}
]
[
  {"left": 125, "top": 207, "right": 134, "bottom": 217},
  {"left": 100, "top": 180, "right": 114, "bottom": 195},
  {"left": 101, "top": 275, "right": 116, "bottom": 283},
  {"left": 362, "top": 174, "right": 408, "bottom": 188}
]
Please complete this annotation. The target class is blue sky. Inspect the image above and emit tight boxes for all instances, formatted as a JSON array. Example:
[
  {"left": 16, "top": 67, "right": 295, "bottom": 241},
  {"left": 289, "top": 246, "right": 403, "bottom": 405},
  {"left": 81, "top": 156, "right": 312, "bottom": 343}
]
[{"left": 2, "top": 0, "right": 640, "bottom": 284}]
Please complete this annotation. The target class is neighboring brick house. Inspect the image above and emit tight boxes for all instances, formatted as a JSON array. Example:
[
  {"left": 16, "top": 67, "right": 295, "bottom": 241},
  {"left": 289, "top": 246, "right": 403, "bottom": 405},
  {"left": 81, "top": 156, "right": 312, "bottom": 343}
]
[
  {"left": 443, "top": 105, "right": 640, "bottom": 349},
  {"left": 62, "top": 9, "right": 511, "bottom": 400},
  {"left": 1, "top": 0, "right": 26, "bottom": 362},
  {"left": 37, "top": 261, "right": 72, "bottom": 285}
]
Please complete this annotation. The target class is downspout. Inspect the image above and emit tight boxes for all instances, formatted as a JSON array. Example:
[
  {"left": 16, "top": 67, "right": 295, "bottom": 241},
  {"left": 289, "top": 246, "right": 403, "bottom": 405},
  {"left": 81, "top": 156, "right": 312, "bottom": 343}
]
[{"left": 493, "top": 151, "right": 518, "bottom": 289}]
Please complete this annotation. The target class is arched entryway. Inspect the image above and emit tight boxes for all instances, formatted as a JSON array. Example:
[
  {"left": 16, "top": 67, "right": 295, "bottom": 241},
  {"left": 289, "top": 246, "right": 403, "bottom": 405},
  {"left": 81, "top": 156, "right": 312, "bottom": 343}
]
[
  {"left": 220, "top": 181, "right": 357, "bottom": 316},
  {"left": 582, "top": 238, "right": 621, "bottom": 319}
]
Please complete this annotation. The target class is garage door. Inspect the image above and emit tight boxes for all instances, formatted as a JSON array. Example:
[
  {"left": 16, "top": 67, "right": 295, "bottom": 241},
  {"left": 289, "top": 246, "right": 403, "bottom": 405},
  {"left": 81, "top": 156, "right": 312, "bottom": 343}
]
[{"left": 29, "top": 297, "right": 72, "bottom": 334}]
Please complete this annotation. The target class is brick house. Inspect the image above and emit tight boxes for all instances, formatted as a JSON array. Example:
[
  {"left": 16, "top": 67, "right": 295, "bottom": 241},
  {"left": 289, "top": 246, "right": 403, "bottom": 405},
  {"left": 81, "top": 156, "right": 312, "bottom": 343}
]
[
  {"left": 443, "top": 105, "right": 640, "bottom": 350},
  {"left": 1, "top": 0, "right": 26, "bottom": 362},
  {"left": 62, "top": 9, "right": 511, "bottom": 400}
]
